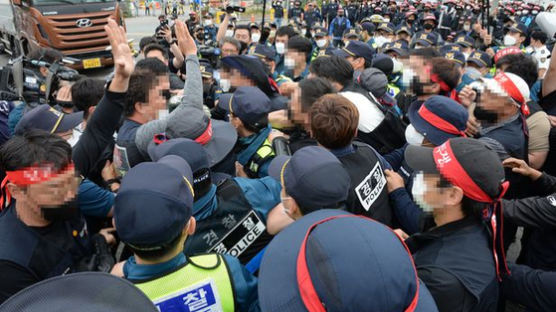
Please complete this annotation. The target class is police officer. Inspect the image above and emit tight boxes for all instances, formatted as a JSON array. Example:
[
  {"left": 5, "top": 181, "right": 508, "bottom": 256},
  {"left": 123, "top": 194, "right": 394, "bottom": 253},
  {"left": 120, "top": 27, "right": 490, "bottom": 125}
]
[
  {"left": 310, "top": 27, "right": 336, "bottom": 61},
  {"left": 148, "top": 138, "right": 281, "bottom": 273},
  {"left": 329, "top": 8, "right": 351, "bottom": 47},
  {"left": 203, "top": 13, "right": 217, "bottom": 43},
  {"left": 218, "top": 86, "right": 275, "bottom": 178},
  {"left": 303, "top": 2, "right": 321, "bottom": 28},
  {"left": 112, "top": 155, "right": 259, "bottom": 311},
  {"left": 404, "top": 137, "right": 510, "bottom": 312},
  {"left": 265, "top": 146, "right": 351, "bottom": 231},
  {"left": 309, "top": 94, "right": 395, "bottom": 226},
  {"left": 288, "top": 1, "right": 304, "bottom": 23},
  {"left": 249, "top": 44, "right": 292, "bottom": 86},
  {"left": 271, "top": 0, "right": 285, "bottom": 26},
  {"left": 0, "top": 131, "right": 93, "bottom": 303},
  {"left": 344, "top": 0, "right": 359, "bottom": 25},
  {"left": 324, "top": 0, "right": 338, "bottom": 25}
]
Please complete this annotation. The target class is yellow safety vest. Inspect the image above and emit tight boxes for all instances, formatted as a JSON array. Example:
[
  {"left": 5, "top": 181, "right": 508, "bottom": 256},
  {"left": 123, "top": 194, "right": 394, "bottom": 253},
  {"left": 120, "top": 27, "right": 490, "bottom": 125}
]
[
  {"left": 135, "top": 254, "right": 235, "bottom": 312},
  {"left": 246, "top": 138, "right": 275, "bottom": 178}
]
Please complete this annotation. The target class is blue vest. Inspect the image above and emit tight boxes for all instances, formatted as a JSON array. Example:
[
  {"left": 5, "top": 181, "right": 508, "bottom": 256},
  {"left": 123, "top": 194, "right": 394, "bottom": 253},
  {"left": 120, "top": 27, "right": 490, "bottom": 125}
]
[{"left": 0, "top": 204, "right": 91, "bottom": 280}]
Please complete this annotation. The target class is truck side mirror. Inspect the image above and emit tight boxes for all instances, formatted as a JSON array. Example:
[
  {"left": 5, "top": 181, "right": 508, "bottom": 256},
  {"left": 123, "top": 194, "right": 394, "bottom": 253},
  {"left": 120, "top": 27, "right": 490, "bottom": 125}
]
[{"left": 12, "top": 0, "right": 22, "bottom": 5}]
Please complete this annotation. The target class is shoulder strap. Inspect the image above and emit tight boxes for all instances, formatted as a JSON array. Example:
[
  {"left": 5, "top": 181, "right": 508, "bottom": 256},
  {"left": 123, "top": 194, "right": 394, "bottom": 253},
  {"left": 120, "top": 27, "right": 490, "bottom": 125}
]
[{"left": 352, "top": 141, "right": 392, "bottom": 170}]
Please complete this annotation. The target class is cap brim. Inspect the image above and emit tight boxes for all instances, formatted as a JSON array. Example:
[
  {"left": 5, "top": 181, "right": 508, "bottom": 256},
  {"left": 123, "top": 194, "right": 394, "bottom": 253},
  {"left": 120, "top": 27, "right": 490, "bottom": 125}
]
[
  {"left": 414, "top": 39, "right": 432, "bottom": 47},
  {"left": 56, "top": 111, "right": 83, "bottom": 133},
  {"left": 404, "top": 144, "right": 439, "bottom": 174},
  {"left": 467, "top": 58, "right": 486, "bottom": 68},
  {"left": 217, "top": 93, "right": 234, "bottom": 113},
  {"left": 270, "top": 94, "right": 288, "bottom": 111},
  {"left": 203, "top": 119, "right": 237, "bottom": 166},
  {"left": 333, "top": 48, "right": 351, "bottom": 58},
  {"left": 267, "top": 154, "right": 291, "bottom": 183}
]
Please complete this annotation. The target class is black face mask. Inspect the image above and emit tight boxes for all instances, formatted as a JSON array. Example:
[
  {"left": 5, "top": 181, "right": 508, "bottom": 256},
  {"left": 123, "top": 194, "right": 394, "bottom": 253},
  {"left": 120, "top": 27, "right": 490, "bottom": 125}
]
[
  {"left": 474, "top": 105, "right": 499, "bottom": 124},
  {"left": 41, "top": 198, "right": 79, "bottom": 222},
  {"left": 423, "top": 23, "right": 434, "bottom": 30},
  {"left": 411, "top": 76, "right": 432, "bottom": 96},
  {"left": 239, "top": 41, "right": 248, "bottom": 53},
  {"left": 196, "top": 33, "right": 205, "bottom": 41}
]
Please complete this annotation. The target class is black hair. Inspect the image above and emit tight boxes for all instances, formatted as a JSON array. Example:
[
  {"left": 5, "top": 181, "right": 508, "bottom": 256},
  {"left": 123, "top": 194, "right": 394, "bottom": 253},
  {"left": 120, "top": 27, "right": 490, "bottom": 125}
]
[
  {"left": 0, "top": 129, "right": 72, "bottom": 172},
  {"left": 276, "top": 25, "right": 298, "bottom": 38},
  {"left": 143, "top": 43, "right": 169, "bottom": 60},
  {"left": 128, "top": 229, "right": 184, "bottom": 261},
  {"left": 531, "top": 30, "right": 548, "bottom": 44},
  {"left": 497, "top": 54, "right": 538, "bottom": 88},
  {"left": 309, "top": 55, "right": 354, "bottom": 87},
  {"left": 287, "top": 35, "right": 313, "bottom": 57},
  {"left": 139, "top": 36, "right": 157, "bottom": 52},
  {"left": 124, "top": 68, "right": 160, "bottom": 117},
  {"left": 410, "top": 47, "right": 440, "bottom": 58},
  {"left": 299, "top": 77, "right": 337, "bottom": 112},
  {"left": 135, "top": 57, "right": 169, "bottom": 75},
  {"left": 71, "top": 78, "right": 105, "bottom": 120},
  {"left": 235, "top": 24, "right": 251, "bottom": 35}
]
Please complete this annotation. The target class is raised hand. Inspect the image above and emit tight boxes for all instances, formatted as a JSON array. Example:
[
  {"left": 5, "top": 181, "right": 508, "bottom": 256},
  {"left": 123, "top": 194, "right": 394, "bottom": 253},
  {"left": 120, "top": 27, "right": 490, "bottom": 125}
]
[
  {"left": 174, "top": 20, "right": 197, "bottom": 57},
  {"left": 105, "top": 18, "right": 134, "bottom": 90}
]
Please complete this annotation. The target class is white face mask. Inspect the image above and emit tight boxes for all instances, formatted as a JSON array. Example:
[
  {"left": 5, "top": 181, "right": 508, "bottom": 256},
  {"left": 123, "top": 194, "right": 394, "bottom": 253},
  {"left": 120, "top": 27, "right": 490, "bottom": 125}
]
[
  {"left": 532, "top": 10, "right": 538, "bottom": 14},
  {"left": 251, "top": 32, "right": 261, "bottom": 42},
  {"left": 220, "top": 78, "right": 231, "bottom": 92},
  {"left": 383, "top": 17, "right": 390, "bottom": 23},
  {"left": 284, "top": 56, "right": 296, "bottom": 69},
  {"left": 269, "top": 30, "right": 276, "bottom": 37},
  {"left": 523, "top": 9, "right": 529, "bottom": 14},
  {"left": 463, "top": 24, "right": 470, "bottom": 31},
  {"left": 225, "top": 29, "right": 234, "bottom": 37},
  {"left": 275, "top": 42, "right": 285, "bottom": 54},
  {"left": 503, "top": 34, "right": 517, "bottom": 46},
  {"left": 462, "top": 52, "right": 470, "bottom": 61},
  {"left": 405, "top": 124, "right": 425, "bottom": 145},
  {"left": 204, "top": 19, "right": 213, "bottom": 26},
  {"left": 157, "top": 108, "right": 169, "bottom": 120},
  {"left": 316, "top": 39, "right": 327, "bottom": 48},
  {"left": 392, "top": 58, "right": 403, "bottom": 74},
  {"left": 401, "top": 67, "right": 417, "bottom": 88},
  {"left": 374, "top": 36, "right": 390, "bottom": 48},
  {"left": 411, "top": 172, "right": 435, "bottom": 213}
]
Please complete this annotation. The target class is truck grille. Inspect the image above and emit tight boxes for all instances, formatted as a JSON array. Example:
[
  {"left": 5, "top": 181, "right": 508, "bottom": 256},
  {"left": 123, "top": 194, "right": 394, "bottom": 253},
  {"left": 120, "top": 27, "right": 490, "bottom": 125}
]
[{"left": 45, "top": 12, "right": 112, "bottom": 52}]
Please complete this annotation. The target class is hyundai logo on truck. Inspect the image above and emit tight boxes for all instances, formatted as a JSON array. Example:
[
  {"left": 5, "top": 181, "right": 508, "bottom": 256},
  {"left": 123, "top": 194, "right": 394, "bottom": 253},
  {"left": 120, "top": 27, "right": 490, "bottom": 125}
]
[{"left": 76, "top": 18, "right": 92, "bottom": 28}]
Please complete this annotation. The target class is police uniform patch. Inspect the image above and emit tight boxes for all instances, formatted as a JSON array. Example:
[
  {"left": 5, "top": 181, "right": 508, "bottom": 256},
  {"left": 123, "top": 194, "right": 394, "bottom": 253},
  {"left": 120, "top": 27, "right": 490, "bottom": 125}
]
[
  {"left": 209, "top": 210, "right": 266, "bottom": 257},
  {"left": 154, "top": 278, "right": 223, "bottom": 312},
  {"left": 354, "top": 162, "right": 387, "bottom": 211}
]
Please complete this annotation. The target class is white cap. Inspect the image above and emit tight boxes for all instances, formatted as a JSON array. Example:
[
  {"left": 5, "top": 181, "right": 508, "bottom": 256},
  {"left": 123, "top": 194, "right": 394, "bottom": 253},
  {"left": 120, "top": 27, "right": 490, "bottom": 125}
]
[{"left": 480, "top": 72, "right": 530, "bottom": 106}]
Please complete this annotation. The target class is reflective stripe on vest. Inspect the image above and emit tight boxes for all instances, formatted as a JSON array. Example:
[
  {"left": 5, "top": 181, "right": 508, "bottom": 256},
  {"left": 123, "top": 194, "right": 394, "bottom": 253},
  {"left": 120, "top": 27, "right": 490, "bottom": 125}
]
[
  {"left": 245, "top": 138, "right": 275, "bottom": 178},
  {"left": 135, "top": 254, "right": 235, "bottom": 312}
]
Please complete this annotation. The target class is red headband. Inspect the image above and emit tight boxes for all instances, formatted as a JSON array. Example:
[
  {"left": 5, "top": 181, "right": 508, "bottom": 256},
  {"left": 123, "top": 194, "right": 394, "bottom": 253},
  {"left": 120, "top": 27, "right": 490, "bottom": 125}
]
[
  {"left": 195, "top": 120, "right": 213, "bottom": 146},
  {"left": 1, "top": 163, "right": 75, "bottom": 210},
  {"left": 494, "top": 73, "right": 530, "bottom": 116},
  {"left": 6, "top": 163, "right": 75, "bottom": 186},
  {"left": 432, "top": 141, "right": 510, "bottom": 280},
  {"left": 296, "top": 215, "right": 419, "bottom": 312},
  {"left": 430, "top": 74, "right": 452, "bottom": 92},
  {"left": 418, "top": 104, "right": 467, "bottom": 137}
]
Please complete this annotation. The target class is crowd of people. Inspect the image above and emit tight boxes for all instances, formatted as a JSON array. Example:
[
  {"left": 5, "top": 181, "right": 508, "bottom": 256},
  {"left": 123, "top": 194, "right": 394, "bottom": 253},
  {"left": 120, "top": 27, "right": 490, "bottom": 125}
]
[{"left": 0, "top": 0, "right": 556, "bottom": 311}]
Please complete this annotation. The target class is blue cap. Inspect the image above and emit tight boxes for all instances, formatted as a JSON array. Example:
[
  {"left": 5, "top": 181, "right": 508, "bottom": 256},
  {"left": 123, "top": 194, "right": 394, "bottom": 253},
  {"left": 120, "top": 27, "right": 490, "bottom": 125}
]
[
  {"left": 249, "top": 44, "right": 277, "bottom": 60},
  {"left": 268, "top": 146, "right": 350, "bottom": 211},
  {"left": 414, "top": 31, "right": 438, "bottom": 47},
  {"left": 377, "top": 22, "right": 395, "bottom": 33},
  {"left": 343, "top": 27, "right": 361, "bottom": 39},
  {"left": 114, "top": 155, "right": 195, "bottom": 249},
  {"left": 396, "top": 25, "right": 413, "bottom": 36},
  {"left": 508, "top": 23, "right": 528, "bottom": 35},
  {"left": 439, "top": 43, "right": 461, "bottom": 54},
  {"left": 408, "top": 95, "right": 468, "bottom": 146},
  {"left": 148, "top": 137, "right": 210, "bottom": 173},
  {"left": 467, "top": 50, "right": 492, "bottom": 68},
  {"left": 313, "top": 26, "right": 328, "bottom": 37},
  {"left": 217, "top": 86, "right": 271, "bottom": 127},
  {"left": 15, "top": 104, "right": 83, "bottom": 135},
  {"left": 443, "top": 50, "right": 466, "bottom": 66},
  {"left": 334, "top": 40, "right": 375, "bottom": 63},
  {"left": 455, "top": 35, "right": 475, "bottom": 48},
  {"left": 360, "top": 22, "right": 376, "bottom": 34},
  {"left": 383, "top": 40, "right": 409, "bottom": 56},
  {"left": 199, "top": 59, "right": 214, "bottom": 78},
  {"left": 258, "top": 209, "right": 439, "bottom": 312},
  {"left": 371, "top": 53, "right": 394, "bottom": 76}
]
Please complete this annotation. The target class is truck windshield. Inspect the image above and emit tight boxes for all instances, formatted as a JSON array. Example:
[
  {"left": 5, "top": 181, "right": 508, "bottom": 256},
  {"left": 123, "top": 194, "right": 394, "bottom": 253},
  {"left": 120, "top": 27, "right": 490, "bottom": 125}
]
[{"left": 32, "top": 0, "right": 113, "bottom": 4}]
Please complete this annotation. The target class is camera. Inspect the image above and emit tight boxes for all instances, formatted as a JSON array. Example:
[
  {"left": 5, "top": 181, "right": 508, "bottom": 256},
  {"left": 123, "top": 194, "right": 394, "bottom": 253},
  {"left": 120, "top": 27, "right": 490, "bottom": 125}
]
[
  {"left": 225, "top": 5, "right": 246, "bottom": 13},
  {"left": 198, "top": 46, "right": 221, "bottom": 68}
]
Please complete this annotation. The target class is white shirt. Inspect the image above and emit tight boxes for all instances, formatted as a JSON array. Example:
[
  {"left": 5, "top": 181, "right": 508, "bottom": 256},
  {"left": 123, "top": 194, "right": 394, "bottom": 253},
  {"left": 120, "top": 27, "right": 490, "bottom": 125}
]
[{"left": 340, "top": 91, "right": 385, "bottom": 133}]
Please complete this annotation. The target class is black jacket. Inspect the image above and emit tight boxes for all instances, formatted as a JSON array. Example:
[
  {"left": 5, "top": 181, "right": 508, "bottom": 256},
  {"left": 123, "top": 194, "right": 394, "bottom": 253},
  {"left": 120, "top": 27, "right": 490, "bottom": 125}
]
[{"left": 72, "top": 88, "right": 124, "bottom": 185}]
